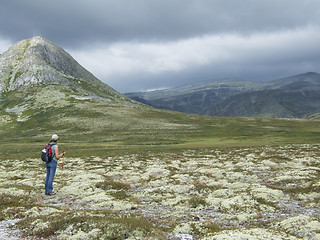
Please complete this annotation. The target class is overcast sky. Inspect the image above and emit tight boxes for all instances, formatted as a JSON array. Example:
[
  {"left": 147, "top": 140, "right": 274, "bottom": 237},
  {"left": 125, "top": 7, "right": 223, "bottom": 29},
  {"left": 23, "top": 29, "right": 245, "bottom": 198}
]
[{"left": 0, "top": 0, "right": 319, "bottom": 92}]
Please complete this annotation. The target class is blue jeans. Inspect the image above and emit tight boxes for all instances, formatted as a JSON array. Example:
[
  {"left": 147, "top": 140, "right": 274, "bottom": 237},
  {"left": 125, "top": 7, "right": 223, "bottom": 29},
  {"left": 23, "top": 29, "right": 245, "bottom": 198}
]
[{"left": 45, "top": 160, "right": 57, "bottom": 194}]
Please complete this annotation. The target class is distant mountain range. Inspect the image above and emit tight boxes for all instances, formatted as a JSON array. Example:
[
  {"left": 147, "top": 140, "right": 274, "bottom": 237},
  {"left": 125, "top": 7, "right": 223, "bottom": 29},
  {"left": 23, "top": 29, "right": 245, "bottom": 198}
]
[{"left": 125, "top": 72, "right": 320, "bottom": 119}]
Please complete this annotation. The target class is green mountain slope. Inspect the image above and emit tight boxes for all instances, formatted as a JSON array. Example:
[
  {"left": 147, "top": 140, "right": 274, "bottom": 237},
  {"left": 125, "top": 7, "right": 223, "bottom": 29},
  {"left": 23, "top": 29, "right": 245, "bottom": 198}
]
[
  {"left": 125, "top": 72, "right": 320, "bottom": 119},
  {"left": 203, "top": 73, "right": 320, "bottom": 118},
  {"left": 125, "top": 79, "right": 263, "bottom": 114},
  {"left": 262, "top": 72, "right": 320, "bottom": 89},
  {"left": 0, "top": 36, "right": 120, "bottom": 97},
  {"left": 0, "top": 36, "right": 195, "bottom": 144}
]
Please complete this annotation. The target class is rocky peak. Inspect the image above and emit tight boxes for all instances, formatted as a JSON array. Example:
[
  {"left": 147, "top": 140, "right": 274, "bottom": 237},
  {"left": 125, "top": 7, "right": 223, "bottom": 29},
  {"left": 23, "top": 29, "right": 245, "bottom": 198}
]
[{"left": 0, "top": 36, "right": 112, "bottom": 94}]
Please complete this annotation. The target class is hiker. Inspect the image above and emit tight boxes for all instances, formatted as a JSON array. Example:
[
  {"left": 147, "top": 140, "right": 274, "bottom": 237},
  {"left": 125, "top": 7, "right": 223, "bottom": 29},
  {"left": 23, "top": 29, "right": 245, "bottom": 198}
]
[{"left": 44, "top": 134, "right": 65, "bottom": 196}]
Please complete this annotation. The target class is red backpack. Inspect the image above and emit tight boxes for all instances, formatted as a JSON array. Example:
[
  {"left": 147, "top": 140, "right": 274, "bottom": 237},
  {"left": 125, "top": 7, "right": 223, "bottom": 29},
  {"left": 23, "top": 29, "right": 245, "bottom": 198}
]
[{"left": 41, "top": 143, "right": 55, "bottom": 162}]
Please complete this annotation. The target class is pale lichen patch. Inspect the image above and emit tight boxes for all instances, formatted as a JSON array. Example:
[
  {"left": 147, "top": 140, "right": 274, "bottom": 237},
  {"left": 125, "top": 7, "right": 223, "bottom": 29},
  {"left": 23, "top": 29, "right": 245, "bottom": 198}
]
[{"left": 1, "top": 144, "right": 320, "bottom": 238}]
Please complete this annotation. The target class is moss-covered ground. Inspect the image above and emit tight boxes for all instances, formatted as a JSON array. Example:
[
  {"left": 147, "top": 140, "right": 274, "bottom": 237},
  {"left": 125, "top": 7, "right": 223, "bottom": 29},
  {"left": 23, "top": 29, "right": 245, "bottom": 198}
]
[{"left": 1, "top": 144, "right": 320, "bottom": 239}]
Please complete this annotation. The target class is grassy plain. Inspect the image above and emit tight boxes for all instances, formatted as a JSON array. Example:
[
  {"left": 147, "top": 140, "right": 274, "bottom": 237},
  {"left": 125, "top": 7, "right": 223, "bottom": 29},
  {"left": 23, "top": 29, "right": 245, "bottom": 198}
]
[
  {"left": 1, "top": 87, "right": 320, "bottom": 239},
  {"left": 1, "top": 108, "right": 319, "bottom": 160}
]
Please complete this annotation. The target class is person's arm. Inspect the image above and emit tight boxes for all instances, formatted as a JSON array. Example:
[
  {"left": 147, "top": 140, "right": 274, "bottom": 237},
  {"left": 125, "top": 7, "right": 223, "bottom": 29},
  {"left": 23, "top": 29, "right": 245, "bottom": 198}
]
[{"left": 55, "top": 146, "right": 65, "bottom": 159}]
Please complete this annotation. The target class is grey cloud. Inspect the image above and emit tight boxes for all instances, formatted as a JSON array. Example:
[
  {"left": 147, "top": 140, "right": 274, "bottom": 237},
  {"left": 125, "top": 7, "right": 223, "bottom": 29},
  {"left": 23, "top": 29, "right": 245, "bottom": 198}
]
[
  {"left": 1, "top": 0, "right": 320, "bottom": 47},
  {"left": 113, "top": 56, "right": 320, "bottom": 93},
  {"left": 67, "top": 26, "right": 320, "bottom": 92},
  {"left": 0, "top": 0, "right": 319, "bottom": 92}
]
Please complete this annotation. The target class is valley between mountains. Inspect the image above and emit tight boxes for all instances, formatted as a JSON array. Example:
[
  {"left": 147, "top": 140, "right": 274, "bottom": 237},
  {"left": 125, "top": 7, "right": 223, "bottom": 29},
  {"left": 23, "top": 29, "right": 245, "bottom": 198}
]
[{"left": 0, "top": 37, "right": 320, "bottom": 239}]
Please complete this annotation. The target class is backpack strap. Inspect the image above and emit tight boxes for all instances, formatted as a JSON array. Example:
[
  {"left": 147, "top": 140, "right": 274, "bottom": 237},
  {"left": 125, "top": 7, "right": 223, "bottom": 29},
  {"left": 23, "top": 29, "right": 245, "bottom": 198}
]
[{"left": 49, "top": 142, "right": 57, "bottom": 160}]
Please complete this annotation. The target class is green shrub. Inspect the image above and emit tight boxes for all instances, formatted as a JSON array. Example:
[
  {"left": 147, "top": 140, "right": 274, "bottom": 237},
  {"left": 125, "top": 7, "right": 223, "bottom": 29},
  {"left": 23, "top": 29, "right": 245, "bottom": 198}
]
[
  {"left": 189, "top": 197, "right": 207, "bottom": 208},
  {"left": 96, "top": 179, "right": 130, "bottom": 191},
  {"left": 18, "top": 209, "right": 165, "bottom": 239},
  {"left": 110, "top": 190, "right": 129, "bottom": 200},
  {"left": 204, "top": 223, "right": 223, "bottom": 233}
]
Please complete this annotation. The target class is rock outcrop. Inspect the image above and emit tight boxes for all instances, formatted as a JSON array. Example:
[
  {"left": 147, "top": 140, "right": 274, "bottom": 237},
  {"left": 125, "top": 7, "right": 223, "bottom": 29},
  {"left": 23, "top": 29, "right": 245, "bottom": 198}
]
[{"left": 0, "top": 36, "right": 118, "bottom": 98}]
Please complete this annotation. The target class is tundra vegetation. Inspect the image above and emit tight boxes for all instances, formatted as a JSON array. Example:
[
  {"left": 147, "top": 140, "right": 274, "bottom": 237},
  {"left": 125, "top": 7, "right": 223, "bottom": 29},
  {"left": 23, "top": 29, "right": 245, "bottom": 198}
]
[{"left": 0, "top": 100, "right": 320, "bottom": 239}]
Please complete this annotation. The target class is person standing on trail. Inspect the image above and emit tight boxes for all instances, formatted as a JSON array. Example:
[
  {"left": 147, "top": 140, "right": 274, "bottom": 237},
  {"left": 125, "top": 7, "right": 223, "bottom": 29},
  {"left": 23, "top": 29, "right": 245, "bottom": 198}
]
[{"left": 45, "top": 134, "right": 65, "bottom": 196}]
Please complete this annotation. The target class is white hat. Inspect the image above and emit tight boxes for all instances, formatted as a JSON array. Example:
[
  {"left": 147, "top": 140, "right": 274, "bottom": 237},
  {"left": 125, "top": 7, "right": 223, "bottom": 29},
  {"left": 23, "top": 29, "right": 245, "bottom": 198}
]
[{"left": 52, "top": 134, "right": 59, "bottom": 140}]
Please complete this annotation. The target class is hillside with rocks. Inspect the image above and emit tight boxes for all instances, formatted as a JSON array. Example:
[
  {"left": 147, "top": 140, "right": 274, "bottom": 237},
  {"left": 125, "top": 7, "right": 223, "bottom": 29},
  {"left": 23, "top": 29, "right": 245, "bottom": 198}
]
[
  {"left": 125, "top": 79, "right": 263, "bottom": 115},
  {"left": 125, "top": 72, "right": 320, "bottom": 119},
  {"left": 0, "top": 36, "right": 193, "bottom": 143},
  {"left": 203, "top": 72, "right": 320, "bottom": 118},
  {"left": 0, "top": 36, "right": 114, "bottom": 95}
]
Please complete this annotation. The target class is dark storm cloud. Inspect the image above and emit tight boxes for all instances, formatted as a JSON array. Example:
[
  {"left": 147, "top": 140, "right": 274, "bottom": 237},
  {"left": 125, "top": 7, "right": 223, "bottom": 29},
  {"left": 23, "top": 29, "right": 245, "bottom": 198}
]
[
  {"left": 1, "top": 0, "right": 320, "bottom": 47},
  {"left": 0, "top": 0, "right": 319, "bottom": 92},
  {"left": 68, "top": 26, "right": 320, "bottom": 92}
]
